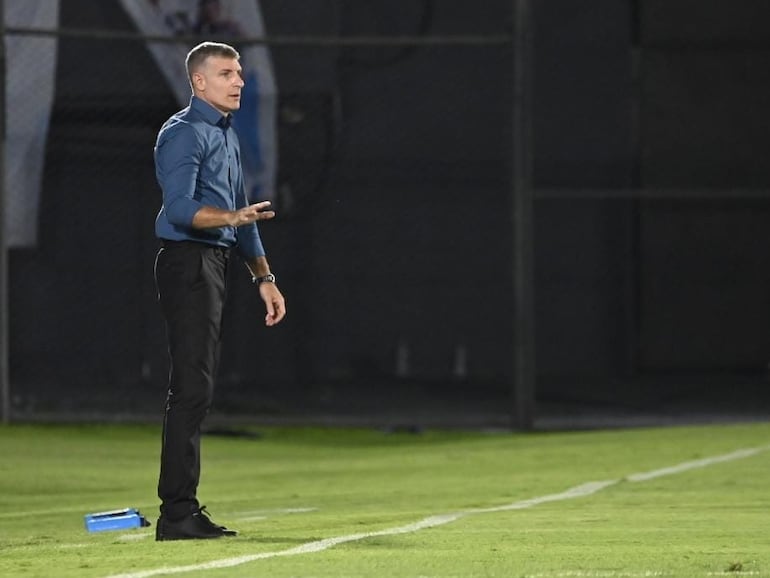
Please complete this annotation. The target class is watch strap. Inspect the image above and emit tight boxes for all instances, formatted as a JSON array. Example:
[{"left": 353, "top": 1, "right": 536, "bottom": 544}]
[{"left": 252, "top": 273, "right": 276, "bottom": 285}]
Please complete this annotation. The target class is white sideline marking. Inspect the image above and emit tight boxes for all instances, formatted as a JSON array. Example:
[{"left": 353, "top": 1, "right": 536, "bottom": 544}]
[
  {"left": 233, "top": 507, "right": 317, "bottom": 522},
  {"left": 625, "top": 447, "right": 765, "bottom": 482},
  {"left": 118, "top": 533, "right": 153, "bottom": 542},
  {"left": 0, "top": 505, "right": 91, "bottom": 519},
  {"left": 104, "top": 444, "right": 770, "bottom": 578},
  {"left": 233, "top": 507, "right": 318, "bottom": 522},
  {"left": 469, "top": 480, "right": 617, "bottom": 514},
  {"left": 235, "top": 507, "right": 317, "bottom": 515}
]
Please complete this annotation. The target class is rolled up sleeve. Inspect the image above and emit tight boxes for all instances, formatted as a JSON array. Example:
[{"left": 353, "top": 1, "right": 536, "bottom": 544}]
[
  {"left": 155, "top": 123, "right": 204, "bottom": 227},
  {"left": 237, "top": 223, "right": 266, "bottom": 259}
]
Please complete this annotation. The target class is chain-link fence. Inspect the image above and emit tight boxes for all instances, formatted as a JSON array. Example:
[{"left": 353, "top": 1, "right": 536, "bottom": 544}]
[
  {"left": 4, "top": 0, "right": 770, "bottom": 428},
  {"left": 4, "top": 0, "right": 523, "bottom": 428}
]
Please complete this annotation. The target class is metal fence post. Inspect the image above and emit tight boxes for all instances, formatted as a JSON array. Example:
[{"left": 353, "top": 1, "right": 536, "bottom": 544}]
[
  {"left": 511, "top": 0, "right": 535, "bottom": 430},
  {"left": 0, "top": 0, "right": 9, "bottom": 424}
]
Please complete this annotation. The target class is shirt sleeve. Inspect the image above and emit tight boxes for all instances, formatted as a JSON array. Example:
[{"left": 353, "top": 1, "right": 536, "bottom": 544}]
[
  {"left": 236, "top": 223, "right": 266, "bottom": 260},
  {"left": 231, "top": 159, "right": 266, "bottom": 258},
  {"left": 155, "top": 122, "right": 204, "bottom": 227},
  {"left": 234, "top": 190, "right": 266, "bottom": 259}
]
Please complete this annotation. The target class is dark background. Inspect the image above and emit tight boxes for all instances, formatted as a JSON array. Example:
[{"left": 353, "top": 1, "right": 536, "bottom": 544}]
[{"left": 7, "top": 0, "right": 770, "bottom": 427}]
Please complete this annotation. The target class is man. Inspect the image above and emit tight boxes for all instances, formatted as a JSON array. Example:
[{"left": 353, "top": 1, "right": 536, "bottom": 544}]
[{"left": 153, "top": 41, "right": 286, "bottom": 541}]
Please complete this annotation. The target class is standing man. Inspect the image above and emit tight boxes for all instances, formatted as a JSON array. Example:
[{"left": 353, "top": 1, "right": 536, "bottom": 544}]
[{"left": 153, "top": 41, "right": 286, "bottom": 541}]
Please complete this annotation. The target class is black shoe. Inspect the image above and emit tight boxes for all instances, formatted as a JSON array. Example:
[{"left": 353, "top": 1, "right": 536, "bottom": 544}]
[
  {"left": 156, "top": 506, "right": 238, "bottom": 541},
  {"left": 200, "top": 505, "right": 238, "bottom": 536}
]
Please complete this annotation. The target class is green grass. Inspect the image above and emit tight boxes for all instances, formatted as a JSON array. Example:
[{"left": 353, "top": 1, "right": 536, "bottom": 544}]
[{"left": 1, "top": 421, "right": 769, "bottom": 577}]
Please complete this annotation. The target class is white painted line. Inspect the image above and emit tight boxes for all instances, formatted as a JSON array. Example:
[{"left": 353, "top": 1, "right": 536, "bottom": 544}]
[
  {"left": 118, "top": 533, "right": 153, "bottom": 542},
  {"left": 469, "top": 480, "right": 618, "bottom": 514},
  {"left": 242, "top": 507, "right": 317, "bottom": 514},
  {"left": 233, "top": 507, "right": 317, "bottom": 520},
  {"left": 0, "top": 506, "right": 94, "bottom": 519},
  {"left": 104, "top": 444, "right": 770, "bottom": 578},
  {"left": 625, "top": 447, "right": 766, "bottom": 482}
]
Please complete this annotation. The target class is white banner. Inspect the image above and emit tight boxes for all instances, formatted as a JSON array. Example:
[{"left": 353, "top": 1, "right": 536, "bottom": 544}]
[
  {"left": 4, "top": 0, "right": 59, "bottom": 247},
  {"left": 119, "top": 0, "right": 278, "bottom": 202}
]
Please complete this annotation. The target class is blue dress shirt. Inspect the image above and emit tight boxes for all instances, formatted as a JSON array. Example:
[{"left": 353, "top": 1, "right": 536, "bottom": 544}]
[{"left": 154, "top": 96, "right": 265, "bottom": 259}]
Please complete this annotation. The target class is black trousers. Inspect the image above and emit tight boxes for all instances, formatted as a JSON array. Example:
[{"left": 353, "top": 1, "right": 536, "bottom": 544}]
[{"left": 154, "top": 240, "right": 229, "bottom": 521}]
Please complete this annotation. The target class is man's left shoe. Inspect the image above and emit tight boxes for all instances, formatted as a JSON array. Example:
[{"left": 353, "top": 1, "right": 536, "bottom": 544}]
[
  {"left": 156, "top": 506, "right": 238, "bottom": 541},
  {"left": 198, "top": 505, "right": 238, "bottom": 536}
]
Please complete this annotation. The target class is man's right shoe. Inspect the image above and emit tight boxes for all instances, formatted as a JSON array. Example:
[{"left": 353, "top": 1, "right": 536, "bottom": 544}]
[{"left": 156, "top": 507, "right": 238, "bottom": 541}]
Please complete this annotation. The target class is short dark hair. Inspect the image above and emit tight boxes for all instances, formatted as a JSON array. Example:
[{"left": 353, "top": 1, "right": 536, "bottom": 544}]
[{"left": 185, "top": 41, "right": 240, "bottom": 81}]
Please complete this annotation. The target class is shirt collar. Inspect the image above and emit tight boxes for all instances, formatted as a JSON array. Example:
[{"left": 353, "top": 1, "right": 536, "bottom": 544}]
[
  {"left": 218, "top": 114, "right": 232, "bottom": 130},
  {"left": 190, "top": 95, "right": 232, "bottom": 128}
]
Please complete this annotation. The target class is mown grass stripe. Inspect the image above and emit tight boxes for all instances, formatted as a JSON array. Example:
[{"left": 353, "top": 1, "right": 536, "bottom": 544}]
[{"left": 104, "top": 444, "right": 769, "bottom": 578}]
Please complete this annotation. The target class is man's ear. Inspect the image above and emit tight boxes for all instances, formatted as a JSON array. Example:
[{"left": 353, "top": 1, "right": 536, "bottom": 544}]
[{"left": 192, "top": 71, "right": 205, "bottom": 92}]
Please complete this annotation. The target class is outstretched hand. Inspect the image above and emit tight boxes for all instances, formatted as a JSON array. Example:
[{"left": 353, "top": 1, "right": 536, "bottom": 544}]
[{"left": 232, "top": 201, "right": 275, "bottom": 226}]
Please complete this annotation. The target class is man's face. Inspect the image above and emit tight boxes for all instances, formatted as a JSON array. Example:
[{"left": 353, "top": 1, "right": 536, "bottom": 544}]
[{"left": 192, "top": 56, "right": 244, "bottom": 114}]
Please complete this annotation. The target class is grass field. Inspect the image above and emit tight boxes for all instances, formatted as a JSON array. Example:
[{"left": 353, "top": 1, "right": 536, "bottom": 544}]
[{"left": 1, "top": 420, "right": 769, "bottom": 577}]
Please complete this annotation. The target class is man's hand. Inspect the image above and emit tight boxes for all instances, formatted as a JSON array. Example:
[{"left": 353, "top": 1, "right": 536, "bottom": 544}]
[
  {"left": 191, "top": 201, "right": 275, "bottom": 229},
  {"left": 259, "top": 282, "right": 286, "bottom": 326},
  {"left": 230, "top": 201, "right": 275, "bottom": 226}
]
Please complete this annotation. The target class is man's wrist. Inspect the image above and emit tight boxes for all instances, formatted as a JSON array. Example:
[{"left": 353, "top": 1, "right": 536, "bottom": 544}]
[{"left": 252, "top": 273, "right": 276, "bottom": 285}]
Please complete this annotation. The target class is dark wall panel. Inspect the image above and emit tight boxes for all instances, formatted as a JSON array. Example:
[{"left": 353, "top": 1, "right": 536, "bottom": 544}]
[
  {"left": 533, "top": 0, "right": 635, "bottom": 384},
  {"left": 641, "top": 51, "right": 770, "bottom": 187},
  {"left": 642, "top": 0, "right": 770, "bottom": 45},
  {"left": 639, "top": 202, "right": 770, "bottom": 370},
  {"left": 534, "top": 0, "right": 634, "bottom": 187},
  {"left": 638, "top": 0, "right": 770, "bottom": 372}
]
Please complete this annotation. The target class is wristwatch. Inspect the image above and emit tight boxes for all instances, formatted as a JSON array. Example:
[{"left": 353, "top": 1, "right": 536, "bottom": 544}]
[{"left": 252, "top": 273, "right": 276, "bottom": 285}]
